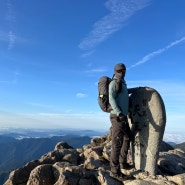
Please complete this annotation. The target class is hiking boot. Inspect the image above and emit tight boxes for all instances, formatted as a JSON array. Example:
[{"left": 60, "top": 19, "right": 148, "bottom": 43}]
[
  {"left": 110, "top": 171, "right": 128, "bottom": 181},
  {"left": 120, "top": 163, "right": 130, "bottom": 169}
]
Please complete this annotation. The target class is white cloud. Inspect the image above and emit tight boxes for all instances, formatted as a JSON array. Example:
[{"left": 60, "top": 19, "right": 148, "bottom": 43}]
[
  {"left": 8, "top": 30, "right": 16, "bottom": 50},
  {"left": 0, "top": 31, "right": 16, "bottom": 50},
  {"left": 79, "top": 0, "right": 151, "bottom": 50},
  {"left": 76, "top": 93, "right": 88, "bottom": 98},
  {"left": 27, "top": 102, "right": 54, "bottom": 109},
  {"left": 81, "top": 50, "right": 95, "bottom": 58},
  {"left": 0, "top": 71, "right": 20, "bottom": 84},
  {"left": 129, "top": 36, "right": 185, "bottom": 69},
  {"left": 0, "top": 112, "right": 110, "bottom": 130},
  {"left": 6, "top": 0, "right": 16, "bottom": 23},
  {"left": 6, "top": 0, "right": 16, "bottom": 50},
  {"left": 163, "top": 132, "right": 185, "bottom": 144},
  {"left": 0, "top": 30, "right": 28, "bottom": 48},
  {"left": 85, "top": 68, "right": 107, "bottom": 73}
]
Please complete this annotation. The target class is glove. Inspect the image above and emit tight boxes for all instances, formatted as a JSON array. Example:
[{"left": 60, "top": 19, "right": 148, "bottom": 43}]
[{"left": 118, "top": 113, "right": 127, "bottom": 122}]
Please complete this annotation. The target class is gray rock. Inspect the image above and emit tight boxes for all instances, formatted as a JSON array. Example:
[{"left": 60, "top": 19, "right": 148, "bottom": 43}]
[
  {"left": 167, "top": 173, "right": 185, "bottom": 185},
  {"left": 4, "top": 135, "right": 185, "bottom": 185},
  {"left": 158, "top": 149, "right": 185, "bottom": 175},
  {"left": 27, "top": 164, "right": 55, "bottom": 185}
]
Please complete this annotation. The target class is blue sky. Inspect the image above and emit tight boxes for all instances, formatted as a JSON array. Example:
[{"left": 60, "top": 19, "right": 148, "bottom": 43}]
[{"left": 0, "top": 0, "right": 185, "bottom": 133}]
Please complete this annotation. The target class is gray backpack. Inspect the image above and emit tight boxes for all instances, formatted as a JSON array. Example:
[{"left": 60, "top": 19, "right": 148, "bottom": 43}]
[{"left": 98, "top": 76, "right": 122, "bottom": 113}]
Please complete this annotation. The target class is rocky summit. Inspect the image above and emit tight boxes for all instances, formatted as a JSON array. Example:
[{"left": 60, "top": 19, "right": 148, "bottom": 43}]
[{"left": 4, "top": 134, "right": 185, "bottom": 185}]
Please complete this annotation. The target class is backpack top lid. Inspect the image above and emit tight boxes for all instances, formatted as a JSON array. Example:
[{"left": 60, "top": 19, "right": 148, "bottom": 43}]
[{"left": 98, "top": 76, "right": 112, "bottom": 96}]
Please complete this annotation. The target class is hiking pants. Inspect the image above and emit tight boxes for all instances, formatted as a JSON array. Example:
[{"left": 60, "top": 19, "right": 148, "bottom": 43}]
[{"left": 110, "top": 114, "right": 132, "bottom": 173}]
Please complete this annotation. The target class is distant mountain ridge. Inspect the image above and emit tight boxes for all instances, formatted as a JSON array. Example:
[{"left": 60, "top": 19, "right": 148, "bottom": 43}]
[
  {"left": 174, "top": 142, "right": 185, "bottom": 152},
  {"left": 4, "top": 134, "right": 185, "bottom": 185},
  {"left": 1, "top": 128, "right": 184, "bottom": 144},
  {"left": 0, "top": 135, "right": 91, "bottom": 168},
  {"left": 0, "top": 128, "right": 185, "bottom": 184},
  {"left": 0, "top": 128, "right": 106, "bottom": 139},
  {"left": 0, "top": 133, "right": 94, "bottom": 184}
]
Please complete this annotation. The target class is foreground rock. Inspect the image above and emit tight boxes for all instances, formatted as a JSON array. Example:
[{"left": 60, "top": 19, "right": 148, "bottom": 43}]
[{"left": 4, "top": 135, "right": 185, "bottom": 185}]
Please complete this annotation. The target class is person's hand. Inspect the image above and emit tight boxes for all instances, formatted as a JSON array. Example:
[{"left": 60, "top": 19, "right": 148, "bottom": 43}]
[{"left": 118, "top": 113, "right": 127, "bottom": 123}]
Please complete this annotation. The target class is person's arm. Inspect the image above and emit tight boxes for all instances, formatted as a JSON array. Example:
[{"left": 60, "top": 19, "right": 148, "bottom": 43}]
[{"left": 109, "top": 81, "right": 121, "bottom": 116}]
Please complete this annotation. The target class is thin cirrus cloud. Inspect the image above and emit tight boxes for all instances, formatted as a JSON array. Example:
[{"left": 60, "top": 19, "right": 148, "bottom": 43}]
[
  {"left": 27, "top": 102, "right": 54, "bottom": 109},
  {"left": 129, "top": 36, "right": 185, "bottom": 69},
  {"left": 85, "top": 68, "right": 107, "bottom": 74},
  {"left": 76, "top": 93, "right": 88, "bottom": 98},
  {"left": 8, "top": 31, "right": 16, "bottom": 50},
  {"left": 5, "top": 0, "right": 16, "bottom": 50},
  {"left": 79, "top": 0, "right": 151, "bottom": 50},
  {"left": 0, "top": 71, "right": 20, "bottom": 84}
]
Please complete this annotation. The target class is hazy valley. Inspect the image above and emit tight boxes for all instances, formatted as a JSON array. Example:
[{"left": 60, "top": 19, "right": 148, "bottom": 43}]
[{"left": 0, "top": 128, "right": 184, "bottom": 184}]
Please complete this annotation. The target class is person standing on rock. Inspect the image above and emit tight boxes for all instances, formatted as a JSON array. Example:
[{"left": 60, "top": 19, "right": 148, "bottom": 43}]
[{"left": 109, "top": 63, "right": 137, "bottom": 180}]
